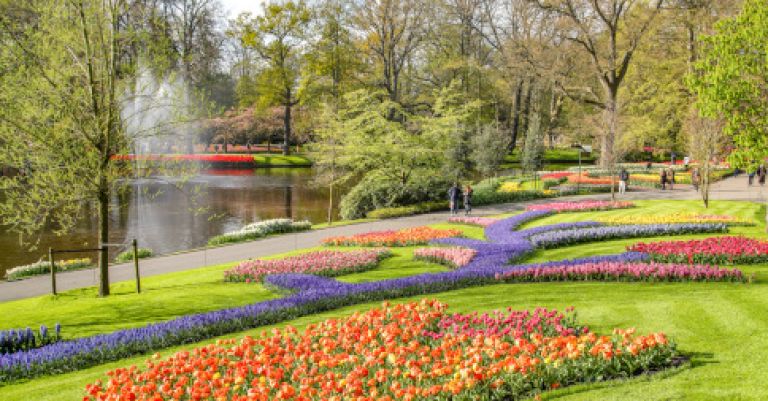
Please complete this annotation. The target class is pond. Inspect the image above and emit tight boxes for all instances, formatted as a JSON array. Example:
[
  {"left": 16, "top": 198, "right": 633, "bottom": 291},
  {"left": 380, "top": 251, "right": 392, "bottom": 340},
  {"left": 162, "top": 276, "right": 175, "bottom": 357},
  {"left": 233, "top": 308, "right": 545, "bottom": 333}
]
[{"left": 0, "top": 168, "right": 337, "bottom": 278}]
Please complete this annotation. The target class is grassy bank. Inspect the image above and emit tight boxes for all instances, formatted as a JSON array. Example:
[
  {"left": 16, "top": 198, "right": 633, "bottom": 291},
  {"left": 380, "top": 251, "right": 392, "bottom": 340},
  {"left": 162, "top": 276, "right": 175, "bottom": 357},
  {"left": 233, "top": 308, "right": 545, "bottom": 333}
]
[{"left": 0, "top": 200, "right": 766, "bottom": 400}]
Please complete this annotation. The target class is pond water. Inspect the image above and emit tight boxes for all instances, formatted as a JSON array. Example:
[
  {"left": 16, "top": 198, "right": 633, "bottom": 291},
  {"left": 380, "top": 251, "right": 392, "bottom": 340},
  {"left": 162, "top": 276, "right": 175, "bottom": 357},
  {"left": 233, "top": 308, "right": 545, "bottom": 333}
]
[{"left": 0, "top": 168, "right": 337, "bottom": 277}]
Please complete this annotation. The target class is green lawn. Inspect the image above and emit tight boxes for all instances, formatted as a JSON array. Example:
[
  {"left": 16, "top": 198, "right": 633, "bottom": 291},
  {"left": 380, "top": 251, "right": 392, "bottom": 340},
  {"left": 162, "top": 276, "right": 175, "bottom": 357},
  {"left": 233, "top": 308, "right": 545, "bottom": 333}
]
[
  {"left": 1, "top": 199, "right": 767, "bottom": 400},
  {"left": 252, "top": 154, "right": 312, "bottom": 167}
]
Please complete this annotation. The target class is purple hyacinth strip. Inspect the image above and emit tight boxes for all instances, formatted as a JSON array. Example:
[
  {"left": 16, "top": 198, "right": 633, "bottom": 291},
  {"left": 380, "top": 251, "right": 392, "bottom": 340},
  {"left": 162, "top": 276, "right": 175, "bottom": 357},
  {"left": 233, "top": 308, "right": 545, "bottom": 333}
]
[
  {"left": 515, "top": 221, "right": 602, "bottom": 239},
  {"left": 529, "top": 223, "right": 728, "bottom": 249}
]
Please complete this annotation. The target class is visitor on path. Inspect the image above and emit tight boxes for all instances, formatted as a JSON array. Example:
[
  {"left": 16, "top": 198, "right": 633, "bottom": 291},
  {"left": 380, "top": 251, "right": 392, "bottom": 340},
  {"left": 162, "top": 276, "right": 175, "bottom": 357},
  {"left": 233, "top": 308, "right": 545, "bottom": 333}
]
[
  {"left": 448, "top": 183, "right": 460, "bottom": 215},
  {"left": 759, "top": 165, "right": 767, "bottom": 186},
  {"left": 668, "top": 169, "right": 676, "bottom": 190},
  {"left": 619, "top": 168, "right": 629, "bottom": 195},
  {"left": 660, "top": 169, "right": 667, "bottom": 190},
  {"left": 692, "top": 168, "right": 701, "bottom": 191},
  {"left": 463, "top": 185, "right": 473, "bottom": 215},
  {"left": 748, "top": 168, "right": 756, "bottom": 186}
]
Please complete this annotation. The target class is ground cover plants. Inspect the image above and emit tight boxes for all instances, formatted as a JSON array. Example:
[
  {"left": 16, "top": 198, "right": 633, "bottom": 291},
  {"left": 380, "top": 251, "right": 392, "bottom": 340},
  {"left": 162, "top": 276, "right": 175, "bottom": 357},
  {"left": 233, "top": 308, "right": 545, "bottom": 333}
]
[
  {"left": 629, "top": 236, "right": 768, "bottom": 265},
  {"left": 114, "top": 248, "right": 153, "bottom": 263},
  {"left": 4, "top": 258, "right": 92, "bottom": 281},
  {"left": 224, "top": 249, "right": 392, "bottom": 283},
  {"left": 82, "top": 300, "right": 677, "bottom": 401},
  {"left": 208, "top": 219, "right": 312, "bottom": 246}
]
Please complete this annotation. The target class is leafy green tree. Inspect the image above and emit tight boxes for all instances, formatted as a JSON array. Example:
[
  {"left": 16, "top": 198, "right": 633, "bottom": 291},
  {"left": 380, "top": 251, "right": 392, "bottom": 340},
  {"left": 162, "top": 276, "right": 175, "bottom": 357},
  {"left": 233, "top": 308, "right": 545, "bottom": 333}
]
[
  {"left": 0, "top": 1, "right": 132, "bottom": 296},
  {"left": 471, "top": 125, "right": 511, "bottom": 178},
  {"left": 688, "top": 0, "right": 768, "bottom": 222},
  {"left": 242, "top": 1, "right": 311, "bottom": 155}
]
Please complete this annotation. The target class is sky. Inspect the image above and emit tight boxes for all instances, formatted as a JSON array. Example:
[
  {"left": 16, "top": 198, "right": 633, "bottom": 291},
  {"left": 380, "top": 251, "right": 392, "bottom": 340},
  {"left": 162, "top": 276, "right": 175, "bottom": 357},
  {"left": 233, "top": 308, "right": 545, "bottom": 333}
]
[{"left": 220, "top": 0, "right": 263, "bottom": 18}]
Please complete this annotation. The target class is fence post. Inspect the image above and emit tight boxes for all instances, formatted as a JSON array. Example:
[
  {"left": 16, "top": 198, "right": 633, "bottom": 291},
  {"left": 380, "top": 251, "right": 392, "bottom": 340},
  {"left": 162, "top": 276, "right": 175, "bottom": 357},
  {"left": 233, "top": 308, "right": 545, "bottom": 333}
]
[
  {"left": 132, "top": 239, "right": 141, "bottom": 294},
  {"left": 49, "top": 248, "right": 57, "bottom": 296}
]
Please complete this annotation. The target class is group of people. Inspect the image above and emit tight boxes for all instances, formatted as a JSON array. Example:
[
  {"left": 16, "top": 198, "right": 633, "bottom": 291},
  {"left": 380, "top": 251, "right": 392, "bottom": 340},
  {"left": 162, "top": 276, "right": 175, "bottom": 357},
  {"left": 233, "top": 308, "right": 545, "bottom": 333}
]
[
  {"left": 748, "top": 165, "right": 767, "bottom": 186},
  {"left": 448, "top": 183, "right": 473, "bottom": 215},
  {"left": 659, "top": 168, "right": 677, "bottom": 190}
]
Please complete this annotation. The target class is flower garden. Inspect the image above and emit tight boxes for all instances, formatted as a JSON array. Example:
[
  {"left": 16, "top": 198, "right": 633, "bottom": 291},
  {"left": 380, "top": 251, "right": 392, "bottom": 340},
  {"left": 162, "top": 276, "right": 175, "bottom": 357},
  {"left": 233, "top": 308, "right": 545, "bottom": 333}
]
[{"left": 0, "top": 199, "right": 766, "bottom": 401}]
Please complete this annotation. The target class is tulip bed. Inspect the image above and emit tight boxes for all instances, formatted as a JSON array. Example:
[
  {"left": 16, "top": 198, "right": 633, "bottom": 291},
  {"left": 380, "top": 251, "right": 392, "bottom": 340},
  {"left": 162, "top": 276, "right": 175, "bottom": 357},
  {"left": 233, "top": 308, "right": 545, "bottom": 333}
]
[
  {"left": 629, "top": 236, "right": 768, "bottom": 265},
  {"left": 447, "top": 216, "right": 498, "bottom": 227},
  {"left": 0, "top": 205, "right": 749, "bottom": 389},
  {"left": 83, "top": 301, "right": 678, "bottom": 401},
  {"left": 322, "top": 227, "right": 463, "bottom": 247},
  {"left": 529, "top": 223, "right": 728, "bottom": 249},
  {"left": 527, "top": 200, "right": 634, "bottom": 213},
  {"left": 495, "top": 262, "right": 746, "bottom": 283},
  {"left": 413, "top": 247, "right": 477, "bottom": 268},
  {"left": 224, "top": 249, "right": 392, "bottom": 283},
  {"left": 597, "top": 213, "right": 753, "bottom": 226}
]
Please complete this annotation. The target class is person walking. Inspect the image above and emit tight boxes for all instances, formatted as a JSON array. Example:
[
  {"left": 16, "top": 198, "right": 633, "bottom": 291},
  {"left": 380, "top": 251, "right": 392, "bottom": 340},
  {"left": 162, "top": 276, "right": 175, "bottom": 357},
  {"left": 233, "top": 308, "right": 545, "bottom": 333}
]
[
  {"left": 748, "top": 168, "right": 756, "bottom": 186},
  {"left": 618, "top": 168, "right": 629, "bottom": 195},
  {"left": 448, "top": 183, "right": 460, "bottom": 215},
  {"left": 463, "top": 185, "right": 473, "bottom": 215},
  {"left": 660, "top": 169, "right": 667, "bottom": 190},
  {"left": 759, "top": 165, "right": 767, "bottom": 186},
  {"left": 692, "top": 168, "right": 700, "bottom": 191},
  {"left": 668, "top": 169, "right": 676, "bottom": 190}
]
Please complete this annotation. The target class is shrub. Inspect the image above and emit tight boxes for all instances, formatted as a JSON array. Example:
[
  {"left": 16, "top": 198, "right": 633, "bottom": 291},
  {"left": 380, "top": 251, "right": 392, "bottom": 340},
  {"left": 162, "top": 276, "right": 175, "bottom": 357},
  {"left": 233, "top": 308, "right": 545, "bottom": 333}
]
[
  {"left": 366, "top": 200, "right": 448, "bottom": 219},
  {"left": 207, "top": 219, "right": 311, "bottom": 246},
  {"left": 115, "top": 248, "right": 153, "bottom": 263},
  {"left": 5, "top": 258, "right": 93, "bottom": 281},
  {"left": 339, "top": 171, "right": 452, "bottom": 220}
]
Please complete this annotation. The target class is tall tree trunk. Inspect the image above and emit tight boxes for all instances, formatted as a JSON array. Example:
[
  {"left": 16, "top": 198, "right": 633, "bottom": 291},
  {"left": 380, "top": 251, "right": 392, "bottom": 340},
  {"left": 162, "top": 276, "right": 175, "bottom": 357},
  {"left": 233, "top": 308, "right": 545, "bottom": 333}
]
[
  {"left": 509, "top": 79, "right": 523, "bottom": 151},
  {"left": 283, "top": 102, "right": 292, "bottom": 156},
  {"left": 98, "top": 184, "right": 110, "bottom": 297},
  {"left": 601, "top": 90, "right": 618, "bottom": 169},
  {"left": 327, "top": 182, "right": 334, "bottom": 225},
  {"left": 520, "top": 79, "right": 534, "bottom": 145}
]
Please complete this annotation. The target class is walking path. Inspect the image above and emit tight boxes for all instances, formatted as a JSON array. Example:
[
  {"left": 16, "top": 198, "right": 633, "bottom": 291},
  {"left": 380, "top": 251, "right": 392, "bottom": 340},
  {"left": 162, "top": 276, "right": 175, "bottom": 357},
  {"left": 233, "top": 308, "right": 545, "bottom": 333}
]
[{"left": 0, "top": 175, "right": 765, "bottom": 302}]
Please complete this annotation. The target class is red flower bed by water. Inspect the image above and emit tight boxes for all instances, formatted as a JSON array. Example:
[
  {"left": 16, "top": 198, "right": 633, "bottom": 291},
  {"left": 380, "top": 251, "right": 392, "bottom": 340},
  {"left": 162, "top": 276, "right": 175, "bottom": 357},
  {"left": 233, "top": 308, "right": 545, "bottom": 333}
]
[{"left": 628, "top": 236, "right": 768, "bottom": 265}]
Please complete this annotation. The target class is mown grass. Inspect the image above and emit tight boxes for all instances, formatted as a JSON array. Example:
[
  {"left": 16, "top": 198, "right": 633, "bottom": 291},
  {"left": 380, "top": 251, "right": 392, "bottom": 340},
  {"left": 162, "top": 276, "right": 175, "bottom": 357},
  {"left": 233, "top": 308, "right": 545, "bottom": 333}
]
[
  {"left": 1, "top": 199, "right": 767, "bottom": 400},
  {"left": 252, "top": 154, "right": 312, "bottom": 167}
]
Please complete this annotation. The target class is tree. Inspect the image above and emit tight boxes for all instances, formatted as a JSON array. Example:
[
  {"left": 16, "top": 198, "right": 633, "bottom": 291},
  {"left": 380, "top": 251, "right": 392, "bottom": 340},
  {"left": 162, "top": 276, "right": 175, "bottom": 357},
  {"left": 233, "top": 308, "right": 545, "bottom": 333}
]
[
  {"left": 242, "top": 1, "right": 311, "bottom": 155},
  {"left": 354, "top": 0, "right": 428, "bottom": 116},
  {"left": 530, "top": 0, "right": 665, "bottom": 168},
  {"left": 471, "top": 125, "right": 510, "bottom": 177},
  {"left": 684, "top": 108, "right": 726, "bottom": 208},
  {"left": 688, "top": 0, "right": 768, "bottom": 224},
  {"left": 0, "top": 0, "right": 133, "bottom": 297}
]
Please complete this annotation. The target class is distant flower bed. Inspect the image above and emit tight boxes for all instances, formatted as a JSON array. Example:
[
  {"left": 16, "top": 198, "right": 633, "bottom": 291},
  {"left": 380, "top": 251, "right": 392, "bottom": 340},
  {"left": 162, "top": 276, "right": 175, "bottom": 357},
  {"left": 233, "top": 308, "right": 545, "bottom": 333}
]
[
  {"left": 322, "top": 226, "right": 462, "bottom": 247},
  {"left": 5, "top": 258, "right": 92, "bottom": 281},
  {"left": 224, "top": 249, "right": 391, "bottom": 283},
  {"left": 598, "top": 213, "right": 753, "bottom": 226},
  {"left": 413, "top": 247, "right": 476, "bottom": 268},
  {"left": 567, "top": 173, "right": 615, "bottom": 185},
  {"left": 84, "top": 301, "right": 678, "bottom": 401},
  {"left": 529, "top": 223, "right": 728, "bottom": 249},
  {"left": 498, "top": 181, "right": 522, "bottom": 192},
  {"left": 423, "top": 306, "right": 582, "bottom": 340},
  {"left": 447, "top": 216, "right": 498, "bottom": 226},
  {"left": 0, "top": 324, "right": 61, "bottom": 355},
  {"left": 629, "top": 236, "right": 768, "bottom": 265},
  {"left": 495, "top": 262, "right": 745, "bottom": 283},
  {"left": 208, "top": 218, "right": 312, "bottom": 246},
  {"left": 113, "top": 154, "right": 256, "bottom": 163},
  {"left": 527, "top": 200, "right": 634, "bottom": 213},
  {"left": 540, "top": 171, "right": 573, "bottom": 181}
]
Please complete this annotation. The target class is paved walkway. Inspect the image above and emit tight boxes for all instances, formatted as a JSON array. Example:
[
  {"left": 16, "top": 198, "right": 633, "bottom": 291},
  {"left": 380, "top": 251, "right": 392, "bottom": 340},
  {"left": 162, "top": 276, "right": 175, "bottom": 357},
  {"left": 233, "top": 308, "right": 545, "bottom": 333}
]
[{"left": 1, "top": 175, "right": 765, "bottom": 302}]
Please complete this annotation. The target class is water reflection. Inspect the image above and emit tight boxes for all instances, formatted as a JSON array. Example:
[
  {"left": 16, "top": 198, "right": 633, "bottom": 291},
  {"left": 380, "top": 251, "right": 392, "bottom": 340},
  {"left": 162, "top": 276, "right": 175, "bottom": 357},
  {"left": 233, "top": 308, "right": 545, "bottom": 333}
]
[{"left": 0, "top": 168, "right": 337, "bottom": 277}]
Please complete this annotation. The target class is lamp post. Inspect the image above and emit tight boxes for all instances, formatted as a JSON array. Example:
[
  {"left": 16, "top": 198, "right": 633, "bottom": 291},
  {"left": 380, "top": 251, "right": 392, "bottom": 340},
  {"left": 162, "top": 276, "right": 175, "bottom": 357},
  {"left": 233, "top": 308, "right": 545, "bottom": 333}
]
[{"left": 571, "top": 144, "right": 592, "bottom": 194}]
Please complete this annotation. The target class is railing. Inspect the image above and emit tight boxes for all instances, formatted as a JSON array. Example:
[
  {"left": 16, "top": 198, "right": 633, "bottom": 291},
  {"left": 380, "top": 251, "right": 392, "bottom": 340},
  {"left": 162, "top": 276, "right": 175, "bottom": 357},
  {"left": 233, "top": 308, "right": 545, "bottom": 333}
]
[{"left": 48, "top": 239, "right": 142, "bottom": 296}]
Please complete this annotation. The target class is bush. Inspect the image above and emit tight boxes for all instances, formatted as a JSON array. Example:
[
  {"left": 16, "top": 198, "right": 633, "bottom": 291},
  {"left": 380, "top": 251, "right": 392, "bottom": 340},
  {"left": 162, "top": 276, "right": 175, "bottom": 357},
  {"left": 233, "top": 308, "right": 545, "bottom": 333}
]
[
  {"left": 115, "top": 248, "right": 153, "bottom": 263},
  {"left": 5, "top": 258, "right": 92, "bottom": 281},
  {"left": 339, "top": 171, "right": 451, "bottom": 220},
  {"left": 207, "top": 219, "right": 312, "bottom": 246},
  {"left": 366, "top": 201, "right": 449, "bottom": 219}
]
